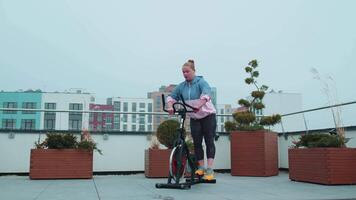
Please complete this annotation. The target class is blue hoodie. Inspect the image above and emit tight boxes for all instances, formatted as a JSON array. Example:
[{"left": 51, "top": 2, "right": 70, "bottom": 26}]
[{"left": 167, "top": 76, "right": 216, "bottom": 119}]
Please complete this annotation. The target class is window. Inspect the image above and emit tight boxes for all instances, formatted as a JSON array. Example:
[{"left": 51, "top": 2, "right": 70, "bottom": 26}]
[
  {"left": 45, "top": 103, "right": 56, "bottom": 110},
  {"left": 139, "top": 114, "right": 145, "bottom": 124},
  {"left": 69, "top": 103, "right": 83, "bottom": 110},
  {"left": 148, "top": 115, "right": 152, "bottom": 123},
  {"left": 2, "top": 119, "right": 16, "bottom": 129},
  {"left": 123, "top": 102, "right": 128, "bottom": 112},
  {"left": 21, "top": 119, "right": 35, "bottom": 130},
  {"left": 139, "top": 103, "right": 145, "bottom": 109},
  {"left": 132, "top": 115, "right": 137, "bottom": 123},
  {"left": 3, "top": 102, "right": 17, "bottom": 114},
  {"left": 132, "top": 103, "right": 137, "bottom": 112},
  {"left": 114, "top": 123, "right": 120, "bottom": 130},
  {"left": 69, "top": 119, "right": 81, "bottom": 130},
  {"left": 69, "top": 103, "right": 82, "bottom": 130},
  {"left": 44, "top": 103, "right": 56, "bottom": 130},
  {"left": 139, "top": 124, "right": 145, "bottom": 131},
  {"left": 44, "top": 112, "right": 56, "bottom": 130},
  {"left": 114, "top": 101, "right": 121, "bottom": 111},
  {"left": 97, "top": 113, "right": 103, "bottom": 122},
  {"left": 122, "top": 114, "right": 127, "bottom": 123},
  {"left": 106, "top": 116, "right": 112, "bottom": 123},
  {"left": 147, "top": 125, "right": 152, "bottom": 132},
  {"left": 114, "top": 114, "right": 120, "bottom": 123},
  {"left": 132, "top": 124, "right": 136, "bottom": 131},
  {"left": 148, "top": 103, "right": 152, "bottom": 112},
  {"left": 123, "top": 124, "right": 127, "bottom": 131},
  {"left": 44, "top": 117, "right": 55, "bottom": 130},
  {"left": 22, "top": 102, "right": 37, "bottom": 114},
  {"left": 89, "top": 113, "right": 94, "bottom": 122}
]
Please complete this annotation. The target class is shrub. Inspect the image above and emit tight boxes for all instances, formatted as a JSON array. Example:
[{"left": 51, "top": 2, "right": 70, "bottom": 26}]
[
  {"left": 225, "top": 59, "right": 281, "bottom": 131},
  {"left": 35, "top": 132, "right": 102, "bottom": 154},
  {"left": 292, "top": 133, "right": 348, "bottom": 148},
  {"left": 156, "top": 119, "right": 184, "bottom": 149}
]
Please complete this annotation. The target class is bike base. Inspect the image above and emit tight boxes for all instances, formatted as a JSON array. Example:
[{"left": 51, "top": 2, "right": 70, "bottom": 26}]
[
  {"left": 155, "top": 183, "right": 191, "bottom": 190},
  {"left": 186, "top": 177, "right": 216, "bottom": 184},
  {"left": 155, "top": 177, "right": 216, "bottom": 190}
]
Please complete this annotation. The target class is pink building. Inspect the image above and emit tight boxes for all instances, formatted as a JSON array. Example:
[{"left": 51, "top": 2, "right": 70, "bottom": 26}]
[{"left": 89, "top": 104, "right": 114, "bottom": 131}]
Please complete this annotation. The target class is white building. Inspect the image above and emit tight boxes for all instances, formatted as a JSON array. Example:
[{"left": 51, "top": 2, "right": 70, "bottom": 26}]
[
  {"left": 107, "top": 97, "right": 153, "bottom": 132},
  {"left": 40, "top": 91, "right": 95, "bottom": 130},
  {"left": 262, "top": 91, "right": 304, "bottom": 132},
  {"left": 216, "top": 104, "right": 234, "bottom": 132}
]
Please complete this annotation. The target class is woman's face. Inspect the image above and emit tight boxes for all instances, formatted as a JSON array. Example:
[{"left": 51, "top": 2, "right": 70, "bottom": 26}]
[{"left": 182, "top": 66, "right": 195, "bottom": 82}]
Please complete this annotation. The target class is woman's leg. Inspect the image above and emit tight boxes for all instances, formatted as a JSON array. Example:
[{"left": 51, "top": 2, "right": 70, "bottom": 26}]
[
  {"left": 201, "top": 114, "right": 217, "bottom": 180},
  {"left": 202, "top": 114, "right": 216, "bottom": 167},
  {"left": 190, "top": 118, "right": 204, "bottom": 166}
]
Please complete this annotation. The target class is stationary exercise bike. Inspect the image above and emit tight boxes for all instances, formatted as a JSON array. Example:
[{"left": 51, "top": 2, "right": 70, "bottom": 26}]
[{"left": 155, "top": 94, "right": 216, "bottom": 189}]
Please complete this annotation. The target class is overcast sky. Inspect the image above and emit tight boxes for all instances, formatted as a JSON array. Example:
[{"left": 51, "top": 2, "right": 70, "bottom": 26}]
[{"left": 1, "top": 0, "right": 355, "bottom": 124}]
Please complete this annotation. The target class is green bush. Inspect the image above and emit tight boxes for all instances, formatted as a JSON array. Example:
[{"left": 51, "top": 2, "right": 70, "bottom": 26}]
[
  {"left": 44, "top": 133, "right": 77, "bottom": 149},
  {"left": 156, "top": 119, "right": 183, "bottom": 149},
  {"left": 224, "top": 121, "right": 237, "bottom": 132},
  {"left": 293, "top": 133, "right": 347, "bottom": 148},
  {"left": 35, "top": 132, "right": 102, "bottom": 154},
  {"left": 78, "top": 140, "right": 102, "bottom": 155}
]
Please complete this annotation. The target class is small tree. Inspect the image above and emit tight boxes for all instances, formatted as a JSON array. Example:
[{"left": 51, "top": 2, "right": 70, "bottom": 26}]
[
  {"left": 225, "top": 59, "right": 281, "bottom": 131},
  {"left": 156, "top": 119, "right": 185, "bottom": 149}
]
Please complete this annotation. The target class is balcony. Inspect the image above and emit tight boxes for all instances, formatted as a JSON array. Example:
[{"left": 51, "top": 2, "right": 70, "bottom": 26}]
[{"left": 0, "top": 102, "right": 356, "bottom": 199}]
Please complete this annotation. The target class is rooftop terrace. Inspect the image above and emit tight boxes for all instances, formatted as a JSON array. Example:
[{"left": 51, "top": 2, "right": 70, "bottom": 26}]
[{"left": 1, "top": 172, "right": 356, "bottom": 200}]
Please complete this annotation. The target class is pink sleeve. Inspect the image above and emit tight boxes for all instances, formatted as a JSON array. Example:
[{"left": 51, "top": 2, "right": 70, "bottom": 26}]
[
  {"left": 167, "top": 96, "right": 177, "bottom": 104},
  {"left": 200, "top": 94, "right": 211, "bottom": 102}
]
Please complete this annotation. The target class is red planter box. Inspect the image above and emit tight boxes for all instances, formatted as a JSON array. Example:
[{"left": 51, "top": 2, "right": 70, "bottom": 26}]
[
  {"left": 144, "top": 149, "right": 171, "bottom": 178},
  {"left": 29, "top": 149, "right": 93, "bottom": 179},
  {"left": 289, "top": 148, "right": 356, "bottom": 185},
  {"left": 231, "top": 131, "right": 278, "bottom": 176}
]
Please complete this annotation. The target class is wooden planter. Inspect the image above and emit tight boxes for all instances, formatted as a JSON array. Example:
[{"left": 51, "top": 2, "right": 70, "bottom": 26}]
[
  {"left": 288, "top": 148, "right": 356, "bottom": 185},
  {"left": 29, "top": 149, "right": 93, "bottom": 179},
  {"left": 231, "top": 131, "right": 278, "bottom": 176},
  {"left": 144, "top": 148, "right": 171, "bottom": 178}
]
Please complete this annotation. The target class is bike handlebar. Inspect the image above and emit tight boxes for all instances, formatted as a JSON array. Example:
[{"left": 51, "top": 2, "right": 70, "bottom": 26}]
[{"left": 161, "top": 94, "right": 197, "bottom": 114}]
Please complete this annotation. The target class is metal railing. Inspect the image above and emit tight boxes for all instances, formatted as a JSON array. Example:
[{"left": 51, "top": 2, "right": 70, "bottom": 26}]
[
  {"left": 0, "top": 107, "right": 232, "bottom": 132},
  {"left": 1, "top": 100, "right": 354, "bottom": 133}
]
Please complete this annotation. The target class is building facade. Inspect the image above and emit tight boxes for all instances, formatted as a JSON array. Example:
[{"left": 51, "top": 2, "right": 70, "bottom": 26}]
[
  {"left": 0, "top": 90, "right": 94, "bottom": 131},
  {"left": 40, "top": 91, "right": 94, "bottom": 130},
  {"left": 0, "top": 91, "right": 42, "bottom": 130},
  {"left": 107, "top": 97, "right": 153, "bottom": 132},
  {"left": 147, "top": 84, "right": 176, "bottom": 131},
  {"left": 89, "top": 104, "right": 114, "bottom": 131}
]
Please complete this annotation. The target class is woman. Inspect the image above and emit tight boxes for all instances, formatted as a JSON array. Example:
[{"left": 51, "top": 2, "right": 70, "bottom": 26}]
[{"left": 167, "top": 59, "right": 217, "bottom": 180}]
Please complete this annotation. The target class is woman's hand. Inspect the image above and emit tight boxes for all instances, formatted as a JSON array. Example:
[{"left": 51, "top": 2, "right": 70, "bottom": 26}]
[{"left": 167, "top": 102, "right": 174, "bottom": 115}]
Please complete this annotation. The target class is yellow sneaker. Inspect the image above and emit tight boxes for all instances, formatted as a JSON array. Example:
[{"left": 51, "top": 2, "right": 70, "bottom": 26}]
[
  {"left": 195, "top": 166, "right": 205, "bottom": 176},
  {"left": 203, "top": 168, "right": 214, "bottom": 180}
]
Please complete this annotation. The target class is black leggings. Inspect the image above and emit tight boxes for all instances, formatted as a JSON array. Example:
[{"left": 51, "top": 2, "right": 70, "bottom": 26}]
[{"left": 190, "top": 114, "right": 216, "bottom": 161}]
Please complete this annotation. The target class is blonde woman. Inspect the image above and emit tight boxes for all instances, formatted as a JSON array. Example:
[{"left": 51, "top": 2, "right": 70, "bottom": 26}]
[{"left": 167, "top": 59, "right": 217, "bottom": 180}]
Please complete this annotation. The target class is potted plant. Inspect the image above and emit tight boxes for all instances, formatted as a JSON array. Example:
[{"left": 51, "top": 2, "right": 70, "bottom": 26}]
[
  {"left": 145, "top": 119, "right": 182, "bottom": 178},
  {"left": 289, "top": 133, "right": 356, "bottom": 185},
  {"left": 29, "top": 130, "right": 102, "bottom": 179},
  {"left": 225, "top": 59, "right": 281, "bottom": 176}
]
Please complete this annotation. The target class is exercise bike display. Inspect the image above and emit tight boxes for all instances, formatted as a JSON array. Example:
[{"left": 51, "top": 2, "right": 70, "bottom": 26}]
[{"left": 155, "top": 94, "right": 216, "bottom": 189}]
